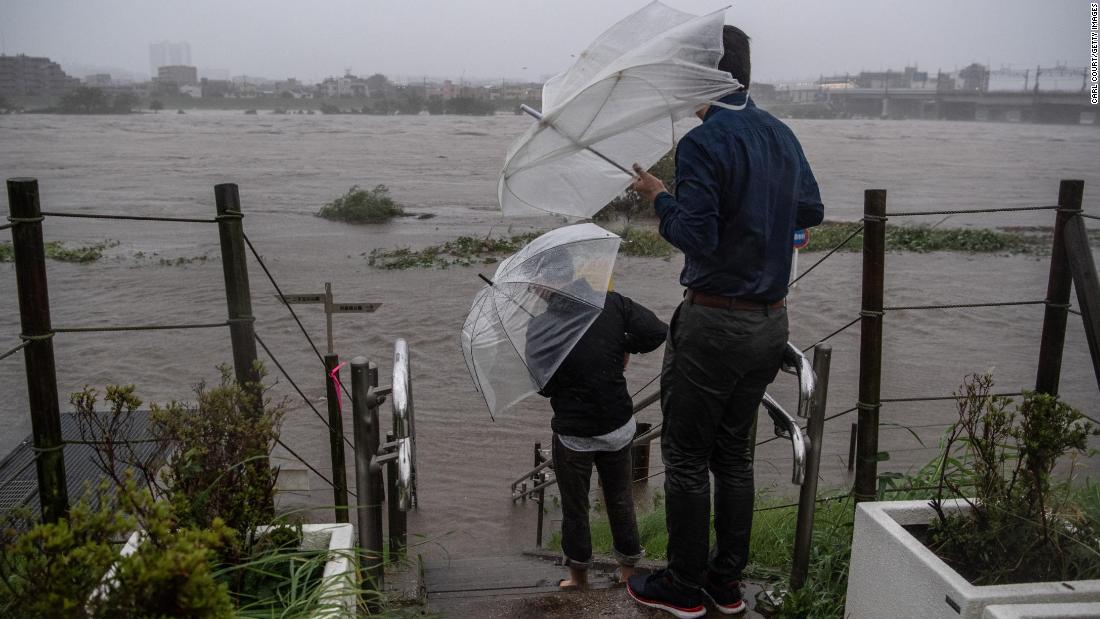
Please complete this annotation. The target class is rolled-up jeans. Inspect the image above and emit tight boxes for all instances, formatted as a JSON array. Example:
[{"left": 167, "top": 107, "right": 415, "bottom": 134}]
[
  {"left": 552, "top": 434, "right": 644, "bottom": 569},
  {"left": 660, "top": 301, "right": 787, "bottom": 589}
]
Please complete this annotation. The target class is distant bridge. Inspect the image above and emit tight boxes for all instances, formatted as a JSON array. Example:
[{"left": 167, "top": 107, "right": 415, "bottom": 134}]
[{"left": 826, "top": 88, "right": 1095, "bottom": 124}]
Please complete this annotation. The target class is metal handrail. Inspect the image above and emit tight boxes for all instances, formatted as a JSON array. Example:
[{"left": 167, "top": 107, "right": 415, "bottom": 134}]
[
  {"left": 510, "top": 342, "right": 817, "bottom": 500},
  {"left": 761, "top": 393, "right": 808, "bottom": 485},
  {"left": 510, "top": 389, "right": 661, "bottom": 498},
  {"left": 780, "top": 343, "right": 816, "bottom": 419},
  {"left": 391, "top": 338, "right": 417, "bottom": 510}
]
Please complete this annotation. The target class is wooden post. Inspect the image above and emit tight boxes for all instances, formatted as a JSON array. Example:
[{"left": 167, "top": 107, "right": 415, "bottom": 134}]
[
  {"left": 1060, "top": 186, "right": 1100, "bottom": 391},
  {"left": 791, "top": 344, "right": 832, "bottom": 590},
  {"left": 325, "top": 353, "right": 349, "bottom": 523},
  {"left": 7, "top": 178, "right": 68, "bottom": 523},
  {"left": 1035, "top": 180, "right": 1082, "bottom": 395},
  {"left": 855, "top": 189, "right": 887, "bottom": 503},
  {"left": 214, "top": 183, "right": 260, "bottom": 390},
  {"left": 386, "top": 431, "right": 407, "bottom": 559}
]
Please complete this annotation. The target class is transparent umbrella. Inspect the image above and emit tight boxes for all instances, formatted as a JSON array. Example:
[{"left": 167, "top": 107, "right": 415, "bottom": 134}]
[
  {"left": 460, "top": 223, "right": 621, "bottom": 418},
  {"left": 499, "top": 1, "right": 742, "bottom": 218}
]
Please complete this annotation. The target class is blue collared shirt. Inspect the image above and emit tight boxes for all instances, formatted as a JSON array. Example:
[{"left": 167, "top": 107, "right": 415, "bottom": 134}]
[{"left": 654, "top": 92, "right": 824, "bottom": 303}]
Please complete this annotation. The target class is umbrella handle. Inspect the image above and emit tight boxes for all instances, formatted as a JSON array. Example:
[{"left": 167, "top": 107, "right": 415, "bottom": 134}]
[
  {"left": 478, "top": 273, "right": 494, "bottom": 286},
  {"left": 519, "top": 105, "right": 635, "bottom": 178}
]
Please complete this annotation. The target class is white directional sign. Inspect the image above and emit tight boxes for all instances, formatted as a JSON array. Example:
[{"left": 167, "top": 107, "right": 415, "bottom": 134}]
[{"left": 274, "top": 283, "right": 381, "bottom": 354}]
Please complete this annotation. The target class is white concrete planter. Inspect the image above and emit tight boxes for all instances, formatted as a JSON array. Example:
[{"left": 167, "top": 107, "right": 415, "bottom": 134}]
[
  {"left": 259, "top": 523, "right": 357, "bottom": 618},
  {"left": 845, "top": 499, "right": 1100, "bottom": 619},
  {"left": 103, "top": 523, "right": 356, "bottom": 618}
]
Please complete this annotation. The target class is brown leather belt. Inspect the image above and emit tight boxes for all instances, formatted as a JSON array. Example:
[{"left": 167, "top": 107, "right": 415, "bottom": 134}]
[{"left": 684, "top": 289, "right": 785, "bottom": 311}]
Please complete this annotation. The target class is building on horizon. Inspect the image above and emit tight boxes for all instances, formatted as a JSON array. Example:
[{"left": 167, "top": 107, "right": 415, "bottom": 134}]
[
  {"left": 0, "top": 54, "right": 81, "bottom": 98},
  {"left": 84, "top": 73, "right": 112, "bottom": 88},
  {"left": 149, "top": 41, "right": 191, "bottom": 76},
  {"left": 157, "top": 65, "right": 198, "bottom": 87}
]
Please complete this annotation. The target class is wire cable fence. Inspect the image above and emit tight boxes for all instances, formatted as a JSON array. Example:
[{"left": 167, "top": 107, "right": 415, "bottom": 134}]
[
  {"left": 38, "top": 211, "right": 220, "bottom": 224},
  {"left": 2, "top": 204, "right": 357, "bottom": 504}
]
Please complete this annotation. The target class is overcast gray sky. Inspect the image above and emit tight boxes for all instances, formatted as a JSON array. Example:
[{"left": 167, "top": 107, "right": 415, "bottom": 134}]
[{"left": 0, "top": 1, "right": 1089, "bottom": 83}]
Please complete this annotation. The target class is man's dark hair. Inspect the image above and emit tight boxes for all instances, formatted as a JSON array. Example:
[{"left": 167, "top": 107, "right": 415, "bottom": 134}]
[{"left": 717, "top": 25, "right": 750, "bottom": 89}]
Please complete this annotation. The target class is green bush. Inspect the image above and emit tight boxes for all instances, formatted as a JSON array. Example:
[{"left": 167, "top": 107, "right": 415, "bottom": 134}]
[
  {"left": 317, "top": 185, "right": 405, "bottom": 224},
  {"left": 926, "top": 375, "right": 1099, "bottom": 585},
  {"left": 0, "top": 485, "right": 235, "bottom": 619},
  {"left": 150, "top": 366, "right": 285, "bottom": 555}
]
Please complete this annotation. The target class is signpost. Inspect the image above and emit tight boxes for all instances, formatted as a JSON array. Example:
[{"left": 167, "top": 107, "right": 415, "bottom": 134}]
[
  {"left": 791, "top": 228, "right": 810, "bottom": 288},
  {"left": 277, "top": 282, "right": 381, "bottom": 521},
  {"left": 277, "top": 282, "right": 382, "bottom": 355}
]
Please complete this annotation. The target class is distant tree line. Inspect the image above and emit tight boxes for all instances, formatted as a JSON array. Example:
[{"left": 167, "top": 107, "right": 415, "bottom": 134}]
[
  {"left": 317, "top": 73, "right": 535, "bottom": 116},
  {"left": 56, "top": 87, "right": 139, "bottom": 114}
]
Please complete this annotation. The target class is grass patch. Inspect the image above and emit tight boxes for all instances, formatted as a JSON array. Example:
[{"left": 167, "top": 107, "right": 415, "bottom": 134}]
[
  {"left": 545, "top": 475, "right": 948, "bottom": 617},
  {"left": 367, "top": 231, "right": 542, "bottom": 269},
  {"left": 0, "top": 240, "right": 118, "bottom": 264},
  {"left": 317, "top": 184, "right": 405, "bottom": 224}
]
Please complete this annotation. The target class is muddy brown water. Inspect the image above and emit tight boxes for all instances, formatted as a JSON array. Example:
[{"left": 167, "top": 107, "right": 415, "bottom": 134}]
[{"left": 1, "top": 112, "right": 1097, "bottom": 561}]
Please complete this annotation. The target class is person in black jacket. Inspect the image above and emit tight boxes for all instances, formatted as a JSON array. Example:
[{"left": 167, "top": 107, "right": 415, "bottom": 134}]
[{"left": 529, "top": 279, "right": 667, "bottom": 590}]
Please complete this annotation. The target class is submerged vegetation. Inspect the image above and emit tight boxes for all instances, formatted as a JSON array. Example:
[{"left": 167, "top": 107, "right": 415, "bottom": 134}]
[
  {"left": 317, "top": 184, "right": 405, "bottom": 224},
  {"left": 364, "top": 218, "right": 1058, "bottom": 271},
  {"left": 616, "top": 225, "right": 674, "bottom": 258},
  {"left": 0, "top": 239, "right": 119, "bottom": 264},
  {"left": 804, "top": 221, "right": 1054, "bottom": 254},
  {"left": 367, "top": 231, "right": 542, "bottom": 269}
]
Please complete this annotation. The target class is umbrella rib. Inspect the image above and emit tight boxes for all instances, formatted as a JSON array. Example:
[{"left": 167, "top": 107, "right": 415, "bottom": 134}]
[
  {"left": 489, "top": 289, "right": 545, "bottom": 391},
  {"left": 500, "top": 236, "right": 619, "bottom": 288},
  {"left": 522, "top": 104, "right": 633, "bottom": 177},
  {"left": 465, "top": 294, "right": 498, "bottom": 421},
  {"left": 521, "top": 282, "right": 604, "bottom": 311},
  {"left": 577, "top": 71, "right": 623, "bottom": 145}
]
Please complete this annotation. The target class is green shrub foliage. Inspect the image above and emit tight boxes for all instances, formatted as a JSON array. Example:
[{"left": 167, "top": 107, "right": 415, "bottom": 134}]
[
  {"left": 317, "top": 184, "right": 405, "bottom": 224},
  {"left": 928, "top": 374, "right": 1099, "bottom": 585}
]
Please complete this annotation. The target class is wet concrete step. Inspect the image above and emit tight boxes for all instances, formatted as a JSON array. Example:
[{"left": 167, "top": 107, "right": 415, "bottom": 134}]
[{"left": 423, "top": 552, "right": 768, "bottom": 617}]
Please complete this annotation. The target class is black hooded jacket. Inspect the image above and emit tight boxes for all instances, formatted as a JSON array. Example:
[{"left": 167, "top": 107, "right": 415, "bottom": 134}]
[{"left": 535, "top": 290, "right": 667, "bottom": 437}]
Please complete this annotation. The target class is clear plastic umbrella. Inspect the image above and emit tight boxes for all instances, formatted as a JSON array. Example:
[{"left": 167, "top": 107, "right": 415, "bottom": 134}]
[
  {"left": 460, "top": 223, "right": 621, "bottom": 418},
  {"left": 498, "top": 1, "right": 742, "bottom": 218}
]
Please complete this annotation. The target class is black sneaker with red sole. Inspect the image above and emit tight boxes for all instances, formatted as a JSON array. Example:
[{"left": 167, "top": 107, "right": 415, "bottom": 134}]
[
  {"left": 626, "top": 569, "right": 707, "bottom": 619},
  {"left": 702, "top": 575, "right": 747, "bottom": 615}
]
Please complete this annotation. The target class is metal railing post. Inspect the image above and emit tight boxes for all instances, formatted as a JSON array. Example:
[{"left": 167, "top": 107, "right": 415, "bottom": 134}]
[
  {"left": 534, "top": 442, "right": 545, "bottom": 548},
  {"left": 213, "top": 183, "right": 260, "bottom": 390},
  {"left": 791, "top": 344, "right": 832, "bottom": 590},
  {"left": 1035, "top": 180, "right": 1082, "bottom": 395},
  {"left": 351, "top": 356, "right": 384, "bottom": 604},
  {"left": 325, "top": 353, "right": 349, "bottom": 523},
  {"left": 386, "top": 431, "right": 407, "bottom": 559},
  {"left": 7, "top": 177, "right": 68, "bottom": 523},
  {"left": 855, "top": 189, "right": 887, "bottom": 503}
]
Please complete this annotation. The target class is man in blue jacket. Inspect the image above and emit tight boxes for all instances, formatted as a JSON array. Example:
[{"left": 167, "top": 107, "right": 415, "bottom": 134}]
[{"left": 626, "top": 26, "right": 824, "bottom": 618}]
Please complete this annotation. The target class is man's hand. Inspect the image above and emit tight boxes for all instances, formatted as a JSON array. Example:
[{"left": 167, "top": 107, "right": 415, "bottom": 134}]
[{"left": 631, "top": 163, "right": 667, "bottom": 204}]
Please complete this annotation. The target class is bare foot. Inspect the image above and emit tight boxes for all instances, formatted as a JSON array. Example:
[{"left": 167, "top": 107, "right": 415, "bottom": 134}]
[
  {"left": 560, "top": 566, "right": 587, "bottom": 590},
  {"left": 618, "top": 565, "right": 635, "bottom": 583}
]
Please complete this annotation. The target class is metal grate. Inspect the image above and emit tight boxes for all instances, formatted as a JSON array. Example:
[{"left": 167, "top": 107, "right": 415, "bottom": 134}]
[{"left": 0, "top": 479, "right": 36, "bottom": 511}]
